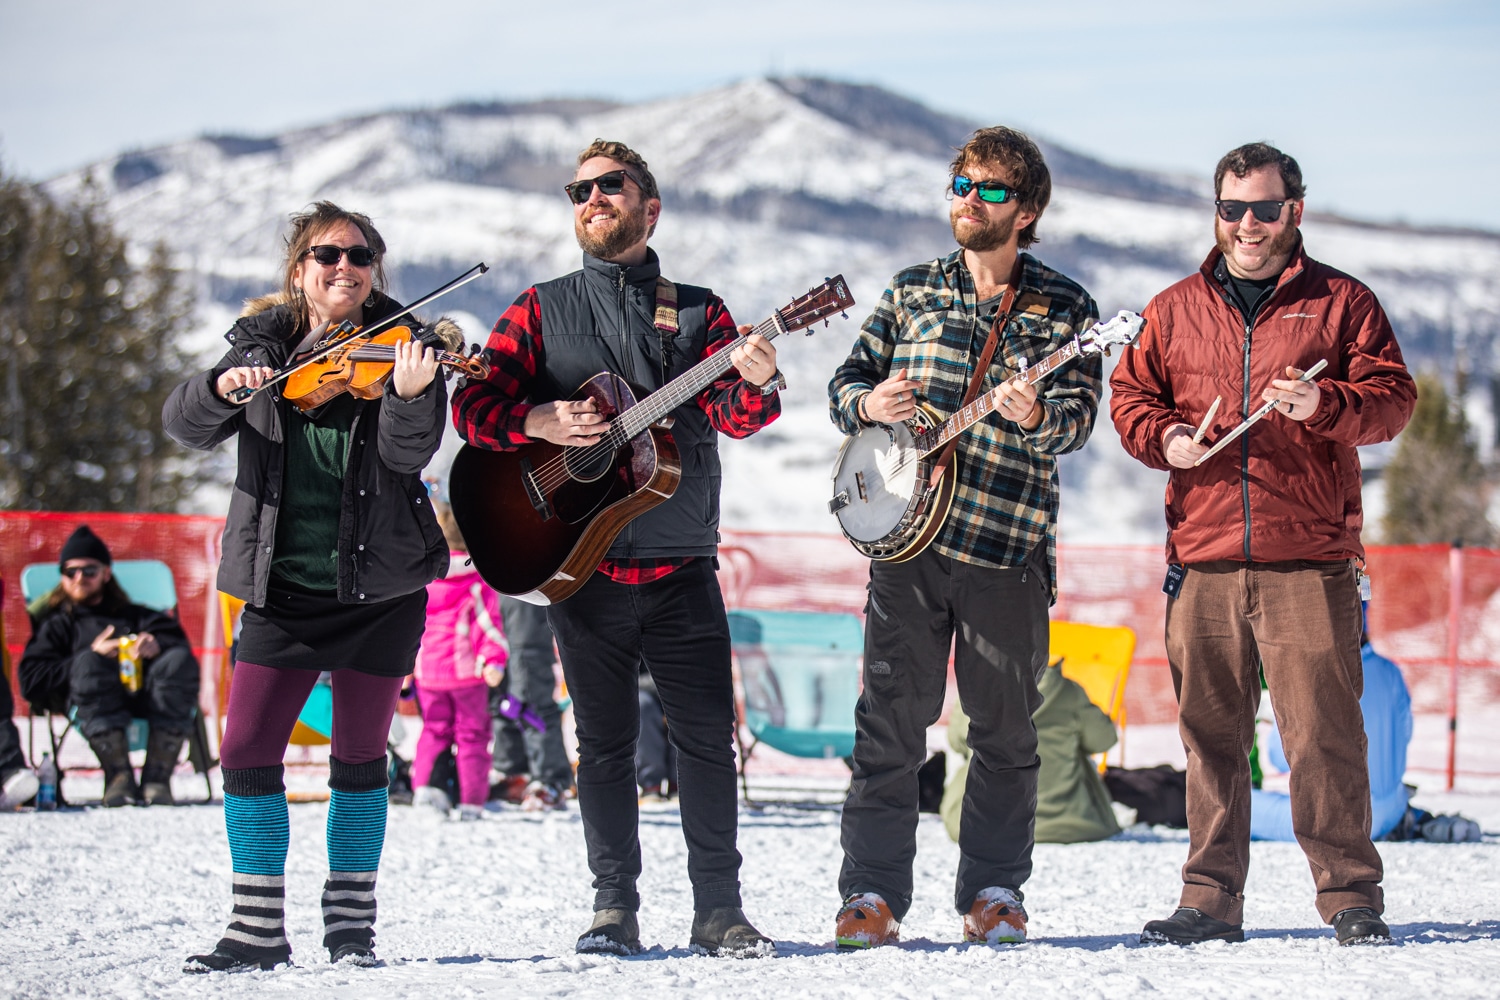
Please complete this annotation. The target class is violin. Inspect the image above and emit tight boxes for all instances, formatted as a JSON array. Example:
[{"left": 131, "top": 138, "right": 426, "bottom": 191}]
[
  {"left": 282, "top": 325, "right": 488, "bottom": 411},
  {"left": 225, "top": 262, "right": 491, "bottom": 406}
]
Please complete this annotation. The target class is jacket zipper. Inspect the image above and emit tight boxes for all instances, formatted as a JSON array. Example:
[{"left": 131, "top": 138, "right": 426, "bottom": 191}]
[{"left": 1240, "top": 322, "right": 1253, "bottom": 561}]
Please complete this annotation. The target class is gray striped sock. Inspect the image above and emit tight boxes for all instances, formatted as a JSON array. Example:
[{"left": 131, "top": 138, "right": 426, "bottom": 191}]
[
  {"left": 217, "top": 873, "right": 291, "bottom": 963},
  {"left": 322, "top": 871, "right": 378, "bottom": 954}
]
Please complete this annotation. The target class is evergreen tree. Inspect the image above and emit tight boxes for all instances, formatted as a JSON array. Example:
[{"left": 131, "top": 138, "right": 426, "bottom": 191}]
[
  {"left": 0, "top": 169, "right": 205, "bottom": 511},
  {"left": 1381, "top": 372, "right": 1493, "bottom": 545}
]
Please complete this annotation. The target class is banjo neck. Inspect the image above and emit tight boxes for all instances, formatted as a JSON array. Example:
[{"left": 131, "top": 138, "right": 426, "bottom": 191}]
[{"left": 915, "top": 337, "right": 1083, "bottom": 458}]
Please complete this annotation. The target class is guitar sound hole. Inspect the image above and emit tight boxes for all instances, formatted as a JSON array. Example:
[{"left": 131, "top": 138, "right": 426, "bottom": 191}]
[{"left": 562, "top": 443, "right": 618, "bottom": 484}]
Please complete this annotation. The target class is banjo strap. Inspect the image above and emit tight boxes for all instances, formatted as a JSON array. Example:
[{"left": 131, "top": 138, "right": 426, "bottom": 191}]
[{"left": 927, "top": 258, "right": 1022, "bottom": 488}]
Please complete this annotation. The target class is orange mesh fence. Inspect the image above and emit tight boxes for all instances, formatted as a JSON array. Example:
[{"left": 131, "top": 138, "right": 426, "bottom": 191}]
[
  {"left": 5, "top": 513, "right": 1497, "bottom": 782},
  {"left": 721, "top": 531, "right": 1500, "bottom": 782}
]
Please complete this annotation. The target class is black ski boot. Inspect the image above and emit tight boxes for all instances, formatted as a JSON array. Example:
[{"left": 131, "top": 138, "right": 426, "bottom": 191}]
[
  {"left": 575, "top": 908, "right": 641, "bottom": 955},
  {"left": 141, "top": 728, "right": 187, "bottom": 806},
  {"left": 88, "top": 730, "right": 139, "bottom": 807},
  {"left": 1141, "top": 907, "right": 1244, "bottom": 944},
  {"left": 1333, "top": 908, "right": 1390, "bottom": 946},
  {"left": 689, "top": 906, "right": 775, "bottom": 957}
]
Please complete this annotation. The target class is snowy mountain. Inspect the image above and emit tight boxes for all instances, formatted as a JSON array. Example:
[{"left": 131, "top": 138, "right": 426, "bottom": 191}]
[{"left": 47, "top": 77, "right": 1500, "bottom": 543}]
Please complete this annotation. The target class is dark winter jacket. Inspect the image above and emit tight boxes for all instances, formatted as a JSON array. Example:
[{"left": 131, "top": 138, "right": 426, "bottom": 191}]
[
  {"left": 531, "top": 252, "right": 721, "bottom": 558},
  {"left": 1110, "top": 240, "right": 1416, "bottom": 565},
  {"left": 162, "top": 292, "right": 449, "bottom": 606},
  {"left": 18, "top": 596, "right": 190, "bottom": 713}
]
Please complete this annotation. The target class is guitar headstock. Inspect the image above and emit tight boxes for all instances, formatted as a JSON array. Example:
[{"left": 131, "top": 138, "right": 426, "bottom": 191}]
[
  {"left": 1079, "top": 310, "right": 1146, "bottom": 356},
  {"left": 776, "top": 275, "right": 856, "bottom": 333}
]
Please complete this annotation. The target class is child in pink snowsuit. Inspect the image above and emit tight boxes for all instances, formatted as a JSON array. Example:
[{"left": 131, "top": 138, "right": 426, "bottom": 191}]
[{"left": 410, "top": 501, "right": 507, "bottom": 813}]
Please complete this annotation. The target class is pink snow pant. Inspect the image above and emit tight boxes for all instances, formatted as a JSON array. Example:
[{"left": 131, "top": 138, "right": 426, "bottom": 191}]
[{"left": 412, "top": 684, "right": 492, "bottom": 806}]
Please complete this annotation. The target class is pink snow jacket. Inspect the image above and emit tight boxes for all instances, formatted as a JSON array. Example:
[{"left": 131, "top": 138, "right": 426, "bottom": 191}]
[{"left": 412, "top": 553, "right": 508, "bottom": 691}]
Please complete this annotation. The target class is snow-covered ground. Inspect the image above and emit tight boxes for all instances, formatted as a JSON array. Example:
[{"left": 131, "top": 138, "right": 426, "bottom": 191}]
[{"left": 3, "top": 723, "right": 1498, "bottom": 999}]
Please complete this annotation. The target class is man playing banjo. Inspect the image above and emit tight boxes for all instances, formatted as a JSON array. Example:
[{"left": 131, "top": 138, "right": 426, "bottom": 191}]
[{"left": 827, "top": 126, "right": 1102, "bottom": 948}]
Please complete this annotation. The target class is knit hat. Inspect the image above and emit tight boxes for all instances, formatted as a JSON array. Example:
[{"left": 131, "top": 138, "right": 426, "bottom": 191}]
[{"left": 58, "top": 525, "right": 112, "bottom": 569}]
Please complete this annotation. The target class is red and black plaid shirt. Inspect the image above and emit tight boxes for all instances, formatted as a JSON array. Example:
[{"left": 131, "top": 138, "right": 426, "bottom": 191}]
[{"left": 452, "top": 286, "right": 780, "bottom": 584}]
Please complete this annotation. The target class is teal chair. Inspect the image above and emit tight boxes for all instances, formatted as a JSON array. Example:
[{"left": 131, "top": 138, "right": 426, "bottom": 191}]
[
  {"left": 20, "top": 560, "right": 215, "bottom": 803},
  {"left": 728, "top": 609, "right": 864, "bottom": 800}
]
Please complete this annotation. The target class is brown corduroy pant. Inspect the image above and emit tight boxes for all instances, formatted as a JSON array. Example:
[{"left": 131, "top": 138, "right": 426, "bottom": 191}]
[{"left": 1165, "top": 559, "right": 1383, "bottom": 925}]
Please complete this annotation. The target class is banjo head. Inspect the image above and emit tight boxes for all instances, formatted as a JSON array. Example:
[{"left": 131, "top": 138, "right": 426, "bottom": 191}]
[{"left": 830, "top": 411, "right": 934, "bottom": 544}]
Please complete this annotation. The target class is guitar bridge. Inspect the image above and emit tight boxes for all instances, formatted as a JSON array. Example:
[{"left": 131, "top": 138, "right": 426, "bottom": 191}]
[
  {"left": 855, "top": 471, "right": 868, "bottom": 502},
  {"left": 520, "top": 456, "right": 554, "bottom": 521}
]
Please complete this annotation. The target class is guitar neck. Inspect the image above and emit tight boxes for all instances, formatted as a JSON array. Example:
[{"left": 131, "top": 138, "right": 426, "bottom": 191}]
[
  {"left": 921, "top": 339, "right": 1081, "bottom": 455},
  {"left": 611, "top": 313, "right": 786, "bottom": 439}
]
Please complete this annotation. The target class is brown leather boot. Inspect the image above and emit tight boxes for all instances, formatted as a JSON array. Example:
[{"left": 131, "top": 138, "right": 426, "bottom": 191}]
[
  {"left": 141, "top": 728, "right": 187, "bottom": 806},
  {"left": 88, "top": 730, "right": 139, "bottom": 807}
]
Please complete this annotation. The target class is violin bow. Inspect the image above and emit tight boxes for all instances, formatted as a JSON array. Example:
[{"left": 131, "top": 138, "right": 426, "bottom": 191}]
[{"left": 226, "top": 262, "right": 490, "bottom": 404}]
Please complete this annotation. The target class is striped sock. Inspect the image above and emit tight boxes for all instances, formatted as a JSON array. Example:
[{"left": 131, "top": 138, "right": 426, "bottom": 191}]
[
  {"left": 217, "top": 765, "right": 292, "bottom": 964},
  {"left": 323, "top": 756, "right": 389, "bottom": 955}
]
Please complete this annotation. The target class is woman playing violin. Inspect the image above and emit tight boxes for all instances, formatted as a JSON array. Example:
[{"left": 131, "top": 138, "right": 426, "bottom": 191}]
[{"left": 164, "top": 202, "right": 452, "bottom": 973}]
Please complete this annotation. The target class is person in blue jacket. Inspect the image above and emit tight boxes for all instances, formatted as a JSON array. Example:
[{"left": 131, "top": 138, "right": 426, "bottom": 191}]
[{"left": 1251, "top": 636, "right": 1410, "bottom": 841}]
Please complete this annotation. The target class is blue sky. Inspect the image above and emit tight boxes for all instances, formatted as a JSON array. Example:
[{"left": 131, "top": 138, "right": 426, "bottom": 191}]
[{"left": 1, "top": 0, "right": 1496, "bottom": 230}]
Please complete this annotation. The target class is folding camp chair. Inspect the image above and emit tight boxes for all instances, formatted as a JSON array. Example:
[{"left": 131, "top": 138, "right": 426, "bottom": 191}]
[
  {"left": 728, "top": 608, "right": 863, "bottom": 801},
  {"left": 20, "top": 560, "right": 216, "bottom": 802},
  {"left": 1048, "top": 619, "right": 1135, "bottom": 769}
]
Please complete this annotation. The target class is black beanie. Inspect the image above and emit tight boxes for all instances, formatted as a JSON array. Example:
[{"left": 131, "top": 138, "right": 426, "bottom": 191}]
[{"left": 58, "top": 525, "right": 113, "bottom": 569}]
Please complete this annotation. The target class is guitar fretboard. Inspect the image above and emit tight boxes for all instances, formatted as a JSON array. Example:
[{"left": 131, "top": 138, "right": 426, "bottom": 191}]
[{"left": 919, "top": 339, "right": 1082, "bottom": 454}]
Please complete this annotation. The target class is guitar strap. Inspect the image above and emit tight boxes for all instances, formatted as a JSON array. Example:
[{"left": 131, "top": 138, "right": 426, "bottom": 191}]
[
  {"left": 927, "top": 258, "right": 1022, "bottom": 489},
  {"left": 654, "top": 276, "right": 680, "bottom": 379}
]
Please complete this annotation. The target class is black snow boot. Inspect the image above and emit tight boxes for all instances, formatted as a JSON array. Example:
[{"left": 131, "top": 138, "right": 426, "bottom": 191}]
[
  {"left": 689, "top": 906, "right": 776, "bottom": 958},
  {"left": 1141, "top": 907, "right": 1244, "bottom": 945},
  {"left": 183, "top": 944, "right": 288, "bottom": 974},
  {"left": 1333, "top": 908, "right": 1390, "bottom": 946},
  {"left": 141, "top": 728, "right": 187, "bottom": 806},
  {"left": 575, "top": 908, "right": 641, "bottom": 955},
  {"left": 88, "top": 729, "right": 139, "bottom": 807}
]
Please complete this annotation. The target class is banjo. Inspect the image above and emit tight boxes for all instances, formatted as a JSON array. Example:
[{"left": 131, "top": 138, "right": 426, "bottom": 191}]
[{"left": 828, "top": 309, "right": 1145, "bottom": 561}]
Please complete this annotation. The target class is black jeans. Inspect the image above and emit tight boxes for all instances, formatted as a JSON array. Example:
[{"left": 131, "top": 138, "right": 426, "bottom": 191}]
[
  {"left": 490, "top": 598, "right": 571, "bottom": 787},
  {"left": 70, "top": 645, "right": 200, "bottom": 739},
  {"left": 547, "top": 558, "right": 741, "bottom": 912},
  {"left": 839, "top": 546, "right": 1048, "bottom": 921}
]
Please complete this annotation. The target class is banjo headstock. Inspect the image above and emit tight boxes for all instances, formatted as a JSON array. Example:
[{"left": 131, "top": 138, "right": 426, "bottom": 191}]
[{"left": 1078, "top": 310, "right": 1146, "bottom": 356}]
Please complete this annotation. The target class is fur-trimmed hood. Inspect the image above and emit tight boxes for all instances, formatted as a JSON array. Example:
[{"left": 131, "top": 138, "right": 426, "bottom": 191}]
[{"left": 239, "top": 291, "right": 464, "bottom": 351}]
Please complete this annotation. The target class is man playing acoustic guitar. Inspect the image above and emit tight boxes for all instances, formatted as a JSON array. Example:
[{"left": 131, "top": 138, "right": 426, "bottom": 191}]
[
  {"left": 451, "top": 139, "right": 780, "bottom": 958},
  {"left": 827, "top": 126, "right": 1102, "bottom": 948}
]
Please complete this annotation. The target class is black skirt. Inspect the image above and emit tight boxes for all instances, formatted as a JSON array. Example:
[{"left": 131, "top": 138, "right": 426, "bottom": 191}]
[{"left": 236, "top": 581, "right": 427, "bottom": 678}]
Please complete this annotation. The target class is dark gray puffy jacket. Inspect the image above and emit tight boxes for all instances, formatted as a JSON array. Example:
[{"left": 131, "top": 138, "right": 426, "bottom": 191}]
[{"left": 162, "top": 293, "right": 448, "bottom": 606}]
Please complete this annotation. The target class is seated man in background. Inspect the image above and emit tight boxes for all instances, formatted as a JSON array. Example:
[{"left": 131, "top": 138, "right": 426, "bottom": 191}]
[
  {"left": 1251, "top": 631, "right": 1477, "bottom": 843},
  {"left": 17, "top": 525, "right": 200, "bottom": 807},
  {"left": 943, "top": 659, "right": 1121, "bottom": 845}
]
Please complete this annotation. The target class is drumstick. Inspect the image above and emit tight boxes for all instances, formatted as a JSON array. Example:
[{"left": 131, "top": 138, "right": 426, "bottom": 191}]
[
  {"left": 1194, "top": 359, "right": 1329, "bottom": 467},
  {"left": 1192, "top": 395, "right": 1222, "bottom": 444}
]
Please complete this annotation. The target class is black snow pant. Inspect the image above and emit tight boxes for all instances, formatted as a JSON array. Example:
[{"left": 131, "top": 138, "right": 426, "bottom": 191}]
[
  {"left": 546, "top": 558, "right": 742, "bottom": 913},
  {"left": 839, "top": 545, "right": 1048, "bottom": 922},
  {"left": 0, "top": 661, "right": 26, "bottom": 774},
  {"left": 69, "top": 645, "right": 200, "bottom": 739},
  {"left": 490, "top": 597, "right": 572, "bottom": 787}
]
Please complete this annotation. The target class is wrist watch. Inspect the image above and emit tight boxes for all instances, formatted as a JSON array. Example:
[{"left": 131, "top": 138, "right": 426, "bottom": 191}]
[{"left": 758, "top": 368, "right": 786, "bottom": 395}]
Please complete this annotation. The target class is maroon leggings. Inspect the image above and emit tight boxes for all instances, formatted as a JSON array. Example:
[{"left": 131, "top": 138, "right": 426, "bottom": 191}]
[{"left": 219, "top": 662, "right": 403, "bottom": 769}]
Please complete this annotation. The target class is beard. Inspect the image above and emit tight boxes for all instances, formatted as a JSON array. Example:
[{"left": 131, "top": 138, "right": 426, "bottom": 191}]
[
  {"left": 1215, "top": 217, "right": 1299, "bottom": 277},
  {"left": 576, "top": 199, "right": 651, "bottom": 260},
  {"left": 950, "top": 202, "right": 1015, "bottom": 253}
]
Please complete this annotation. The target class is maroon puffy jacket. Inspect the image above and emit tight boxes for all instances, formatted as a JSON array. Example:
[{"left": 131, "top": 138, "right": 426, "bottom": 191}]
[{"left": 1110, "top": 242, "right": 1415, "bottom": 565}]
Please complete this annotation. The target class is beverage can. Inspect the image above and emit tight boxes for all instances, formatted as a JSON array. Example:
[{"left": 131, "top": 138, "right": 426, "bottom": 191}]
[{"left": 117, "top": 634, "right": 142, "bottom": 693}]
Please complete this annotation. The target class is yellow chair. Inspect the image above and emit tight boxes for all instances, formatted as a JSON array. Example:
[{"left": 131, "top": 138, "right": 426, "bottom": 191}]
[
  {"left": 218, "top": 592, "right": 330, "bottom": 748},
  {"left": 1049, "top": 620, "right": 1135, "bottom": 770}
]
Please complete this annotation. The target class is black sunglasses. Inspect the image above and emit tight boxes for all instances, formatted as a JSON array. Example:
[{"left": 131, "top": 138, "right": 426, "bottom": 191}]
[
  {"left": 61, "top": 564, "right": 103, "bottom": 579},
  {"left": 306, "top": 244, "right": 378, "bottom": 267},
  {"left": 1215, "top": 199, "right": 1288, "bottom": 224},
  {"left": 564, "top": 170, "right": 639, "bottom": 204},
  {"left": 952, "top": 175, "right": 1020, "bottom": 204}
]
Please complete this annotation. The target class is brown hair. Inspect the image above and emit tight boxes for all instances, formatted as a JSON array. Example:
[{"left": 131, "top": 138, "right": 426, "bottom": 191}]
[
  {"left": 1214, "top": 142, "right": 1306, "bottom": 201},
  {"left": 949, "top": 126, "right": 1052, "bottom": 249},
  {"left": 44, "top": 576, "right": 130, "bottom": 617},
  {"left": 280, "top": 202, "right": 389, "bottom": 337},
  {"left": 576, "top": 139, "right": 660, "bottom": 202}
]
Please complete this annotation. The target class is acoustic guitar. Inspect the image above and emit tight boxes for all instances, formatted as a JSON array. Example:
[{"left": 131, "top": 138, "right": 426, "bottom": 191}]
[
  {"left": 450, "top": 276, "right": 855, "bottom": 605},
  {"left": 828, "top": 309, "right": 1144, "bottom": 561}
]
